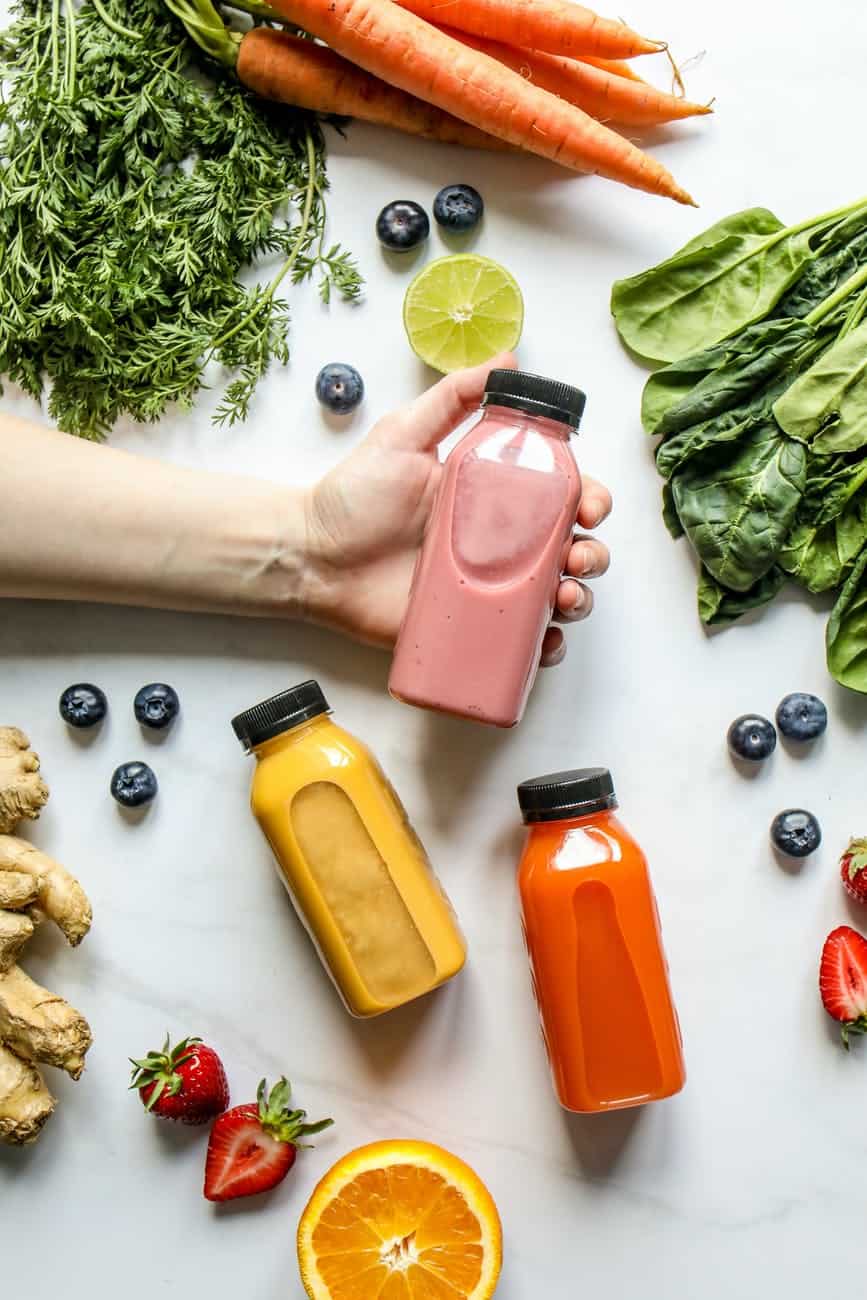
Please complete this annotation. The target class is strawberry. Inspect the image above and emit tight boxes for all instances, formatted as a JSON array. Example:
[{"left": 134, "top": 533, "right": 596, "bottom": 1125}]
[
  {"left": 130, "top": 1034, "right": 229, "bottom": 1124},
  {"left": 203, "top": 1077, "right": 332, "bottom": 1203},
  {"left": 819, "top": 926, "right": 867, "bottom": 1049},
  {"left": 840, "top": 838, "right": 867, "bottom": 904}
]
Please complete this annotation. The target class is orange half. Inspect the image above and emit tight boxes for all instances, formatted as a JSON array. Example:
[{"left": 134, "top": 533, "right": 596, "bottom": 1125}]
[{"left": 297, "top": 1139, "right": 503, "bottom": 1300}]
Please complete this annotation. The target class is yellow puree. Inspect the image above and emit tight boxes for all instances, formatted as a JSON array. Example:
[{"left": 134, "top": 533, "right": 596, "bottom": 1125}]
[{"left": 250, "top": 715, "right": 465, "bottom": 1016}]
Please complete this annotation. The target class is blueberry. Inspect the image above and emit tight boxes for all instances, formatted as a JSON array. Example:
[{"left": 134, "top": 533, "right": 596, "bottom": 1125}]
[
  {"left": 134, "top": 682, "right": 180, "bottom": 731},
  {"left": 110, "top": 761, "right": 158, "bottom": 808},
  {"left": 315, "top": 363, "right": 364, "bottom": 415},
  {"left": 775, "top": 692, "right": 827, "bottom": 742},
  {"left": 59, "top": 683, "right": 107, "bottom": 729},
  {"left": 433, "top": 184, "right": 484, "bottom": 232},
  {"left": 770, "top": 809, "right": 821, "bottom": 858},
  {"left": 376, "top": 200, "right": 429, "bottom": 252},
  {"left": 727, "top": 714, "right": 777, "bottom": 762}
]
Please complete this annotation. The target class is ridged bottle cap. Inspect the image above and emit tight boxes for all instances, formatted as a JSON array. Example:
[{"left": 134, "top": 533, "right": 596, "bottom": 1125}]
[
  {"left": 517, "top": 767, "right": 616, "bottom": 823},
  {"left": 231, "top": 680, "right": 329, "bottom": 751},
  {"left": 483, "top": 369, "right": 586, "bottom": 429}
]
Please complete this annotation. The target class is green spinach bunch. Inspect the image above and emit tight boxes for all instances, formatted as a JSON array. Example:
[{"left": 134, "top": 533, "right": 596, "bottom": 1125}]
[
  {"left": 0, "top": 0, "right": 361, "bottom": 438},
  {"left": 612, "top": 198, "right": 867, "bottom": 693}
]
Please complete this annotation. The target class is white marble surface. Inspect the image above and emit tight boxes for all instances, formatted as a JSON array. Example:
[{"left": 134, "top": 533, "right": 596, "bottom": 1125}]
[{"left": 3, "top": 2, "right": 867, "bottom": 1295}]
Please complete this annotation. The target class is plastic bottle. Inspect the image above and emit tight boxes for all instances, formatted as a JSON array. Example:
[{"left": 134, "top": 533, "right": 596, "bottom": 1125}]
[
  {"left": 516, "top": 767, "right": 686, "bottom": 1111},
  {"left": 232, "top": 681, "right": 466, "bottom": 1017},
  {"left": 389, "top": 369, "right": 585, "bottom": 727}
]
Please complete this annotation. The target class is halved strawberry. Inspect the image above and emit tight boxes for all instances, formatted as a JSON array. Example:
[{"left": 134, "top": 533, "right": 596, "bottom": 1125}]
[
  {"left": 819, "top": 926, "right": 867, "bottom": 1048},
  {"left": 203, "top": 1077, "right": 332, "bottom": 1203},
  {"left": 840, "top": 838, "right": 867, "bottom": 904}
]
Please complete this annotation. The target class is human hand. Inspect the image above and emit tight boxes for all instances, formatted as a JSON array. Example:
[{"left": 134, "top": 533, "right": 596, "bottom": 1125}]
[{"left": 303, "top": 354, "right": 611, "bottom": 665}]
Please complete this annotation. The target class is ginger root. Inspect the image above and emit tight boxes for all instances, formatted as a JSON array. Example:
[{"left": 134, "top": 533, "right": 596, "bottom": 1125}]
[
  {"left": 0, "top": 910, "right": 36, "bottom": 975},
  {"left": 0, "top": 965, "right": 92, "bottom": 1079},
  {"left": 0, "top": 870, "right": 42, "bottom": 910},
  {"left": 0, "top": 1042, "right": 55, "bottom": 1145},
  {"left": 0, "top": 835, "right": 92, "bottom": 946},
  {"left": 0, "top": 728, "right": 50, "bottom": 834},
  {"left": 0, "top": 728, "right": 92, "bottom": 1144}
]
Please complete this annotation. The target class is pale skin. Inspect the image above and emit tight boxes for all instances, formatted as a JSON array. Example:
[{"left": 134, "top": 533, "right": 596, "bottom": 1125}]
[{"left": 0, "top": 354, "right": 611, "bottom": 663}]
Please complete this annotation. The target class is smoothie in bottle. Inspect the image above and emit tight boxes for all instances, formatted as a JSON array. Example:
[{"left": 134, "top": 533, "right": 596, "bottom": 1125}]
[
  {"left": 389, "top": 369, "right": 585, "bottom": 727},
  {"left": 232, "top": 681, "right": 466, "bottom": 1017},
  {"left": 516, "top": 768, "right": 686, "bottom": 1112}
]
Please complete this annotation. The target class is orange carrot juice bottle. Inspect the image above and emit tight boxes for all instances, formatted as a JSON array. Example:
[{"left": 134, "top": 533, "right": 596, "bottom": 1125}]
[{"left": 516, "top": 768, "right": 685, "bottom": 1112}]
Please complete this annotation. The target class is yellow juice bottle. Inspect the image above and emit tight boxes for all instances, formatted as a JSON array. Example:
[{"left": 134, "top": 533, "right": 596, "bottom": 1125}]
[{"left": 232, "top": 681, "right": 466, "bottom": 1017}]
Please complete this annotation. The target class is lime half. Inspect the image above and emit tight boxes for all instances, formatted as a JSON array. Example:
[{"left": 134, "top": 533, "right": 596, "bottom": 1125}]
[{"left": 403, "top": 254, "right": 524, "bottom": 373}]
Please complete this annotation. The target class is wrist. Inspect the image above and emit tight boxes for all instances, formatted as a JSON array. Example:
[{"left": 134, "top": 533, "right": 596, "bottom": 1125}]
[{"left": 228, "top": 481, "right": 314, "bottom": 621}]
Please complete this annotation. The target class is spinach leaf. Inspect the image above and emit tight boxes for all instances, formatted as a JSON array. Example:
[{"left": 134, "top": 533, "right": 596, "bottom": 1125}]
[
  {"left": 641, "top": 319, "right": 813, "bottom": 436},
  {"left": 672, "top": 422, "right": 806, "bottom": 591},
  {"left": 827, "top": 546, "right": 867, "bottom": 690},
  {"left": 661, "top": 481, "right": 685, "bottom": 538},
  {"left": 656, "top": 405, "right": 759, "bottom": 480},
  {"left": 698, "top": 565, "right": 787, "bottom": 626},
  {"left": 612, "top": 209, "right": 821, "bottom": 365},
  {"left": 654, "top": 344, "right": 807, "bottom": 480},
  {"left": 773, "top": 320, "right": 867, "bottom": 452},
  {"left": 773, "top": 223, "right": 867, "bottom": 320},
  {"left": 780, "top": 484, "right": 867, "bottom": 593},
  {"left": 810, "top": 457, "right": 867, "bottom": 527}
]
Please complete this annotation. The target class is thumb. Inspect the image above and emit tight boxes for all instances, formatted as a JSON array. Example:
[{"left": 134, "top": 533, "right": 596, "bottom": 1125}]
[{"left": 378, "top": 352, "right": 518, "bottom": 453}]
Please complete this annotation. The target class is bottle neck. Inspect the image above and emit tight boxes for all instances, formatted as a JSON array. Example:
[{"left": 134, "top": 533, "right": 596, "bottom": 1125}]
[
  {"left": 524, "top": 801, "right": 619, "bottom": 830},
  {"left": 250, "top": 711, "right": 332, "bottom": 759},
  {"left": 481, "top": 402, "right": 575, "bottom": 442}
]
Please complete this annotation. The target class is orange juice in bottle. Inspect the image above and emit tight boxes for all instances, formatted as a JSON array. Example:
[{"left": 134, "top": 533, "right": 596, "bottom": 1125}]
[{"left": 516, "top": 767, "right": 685, "bottom": 1112}]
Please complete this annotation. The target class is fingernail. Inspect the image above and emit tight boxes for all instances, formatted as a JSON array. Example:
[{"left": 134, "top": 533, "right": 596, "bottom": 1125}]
[
  {"left": 586, "top": 503, "right": 605, "bottom": 527},
  {"left": 575, "top": 544, "right": 595, "bottom": 576},
  {"left": 572, "top": 587, "right": 586, "bottom": 613}
]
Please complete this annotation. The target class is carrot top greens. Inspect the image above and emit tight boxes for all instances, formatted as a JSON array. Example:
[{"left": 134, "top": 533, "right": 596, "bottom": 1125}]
[{"left": 0, "top": 0, "right": 362, "bottom": 438}]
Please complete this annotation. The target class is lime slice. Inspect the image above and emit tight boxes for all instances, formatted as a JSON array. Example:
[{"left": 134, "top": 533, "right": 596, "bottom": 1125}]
[{"left": 403, "top": 254, "right": 524, "bottom": 373}]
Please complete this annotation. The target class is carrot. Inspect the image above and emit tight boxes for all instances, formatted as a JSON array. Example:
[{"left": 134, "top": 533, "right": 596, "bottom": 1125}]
[
  {"left": 438, "top": 26, "right": 711, "bottom": 127},
  {"left": 578, "top": 55, "right": 650, "bottom": 83},
  {"left": 393, "top": 0, "right": 662, "bottom": 58},
  {"left": 236, "top": 28, "right": 511, "bottom": 150},
  {"left": 266, "top": 0, "right": 695, "bottom": 204}
]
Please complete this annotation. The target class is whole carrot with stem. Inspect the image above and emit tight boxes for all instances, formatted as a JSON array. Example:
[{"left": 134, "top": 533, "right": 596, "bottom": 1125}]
[
  {"left": 239, "top": 30, "right": 512, "bottom": 148},
  {"left": 394, "top": 0, "right": 662, "bottom": 59},
  {"left": 165, "top": 0, "right": 509, "bottom": 149},
  {"left": 440, "top": 25, "right": 711, "bottom": 126},
  {"left": 266, "top": 0, "right": 696, "bottom": 203}
]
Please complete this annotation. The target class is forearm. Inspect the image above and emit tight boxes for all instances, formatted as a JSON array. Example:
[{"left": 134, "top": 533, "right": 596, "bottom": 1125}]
[{"left": 0, "top": 414, "right": 310, "bottom": 619}]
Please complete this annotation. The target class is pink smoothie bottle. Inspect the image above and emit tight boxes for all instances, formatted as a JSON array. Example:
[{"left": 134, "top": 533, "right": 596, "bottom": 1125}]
[{"left": 389, "top": 369, "right": 585, "bottom": 727}]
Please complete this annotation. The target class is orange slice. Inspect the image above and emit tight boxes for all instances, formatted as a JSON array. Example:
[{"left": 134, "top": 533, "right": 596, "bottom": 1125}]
[{"left": 297, "top": 1139, "right": 503, "bottom": 1300}]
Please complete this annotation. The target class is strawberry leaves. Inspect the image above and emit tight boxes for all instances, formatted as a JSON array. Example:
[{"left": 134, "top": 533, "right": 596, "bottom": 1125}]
[
  {"left": 256, "top": 1077, "right": 334, "bottom": 1147},
  {"left": 844, "top": 837, "right": 867, "bottom": 881}
]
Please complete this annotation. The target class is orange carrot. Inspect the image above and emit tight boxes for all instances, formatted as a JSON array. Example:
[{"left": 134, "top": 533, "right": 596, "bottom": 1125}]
[
  {"left": 266, "top": 0, "right": 695, "bottom": 203},
  {"left": 578, "top": 55, "right": 650, "bottom": 83},
  {"left": 393, "top": 0, "right": 662, "bottom": 58},
  {"left": 438, "top": 26, "right": 711, "bottom": 126},
  {"left": 236, "top": 28, "right": 511, "bottom": 150}
]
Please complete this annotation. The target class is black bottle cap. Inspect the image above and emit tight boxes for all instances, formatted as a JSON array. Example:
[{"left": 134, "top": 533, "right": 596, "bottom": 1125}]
[
  {"left": 231, "top": 680, "right": 330, "bottom": 751},
  {"left": 517, "top": 767, "right": 616, "bottom": 823},
  {"left": 482, "top": 369, "right": 587, "bottom": 429}
]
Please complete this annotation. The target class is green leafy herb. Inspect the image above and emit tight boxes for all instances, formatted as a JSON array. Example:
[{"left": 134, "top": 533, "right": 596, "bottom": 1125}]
[
  {"left": 697, "top": 565, "right": 787, "bottom": 626},
  {"left": 611, "top": 199, "right": 867, "bottom": 366},
  {"left": 773, "top": 320, "right": 867, "bottom": 453},
  {"left": 642, "top": 319, "right": 814, "bottom": 439},
  {"left": 614, "top": 194, "right": 867, "bottom": 692},
  {"left": 0, "top": 0, "right": 362, "bottom": 438},
  {"left": 671, "top": 419, "right": 806, "bottom": 593},
  {"left": 826, "top": 546, "right": 867, "bottom": 691}
]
